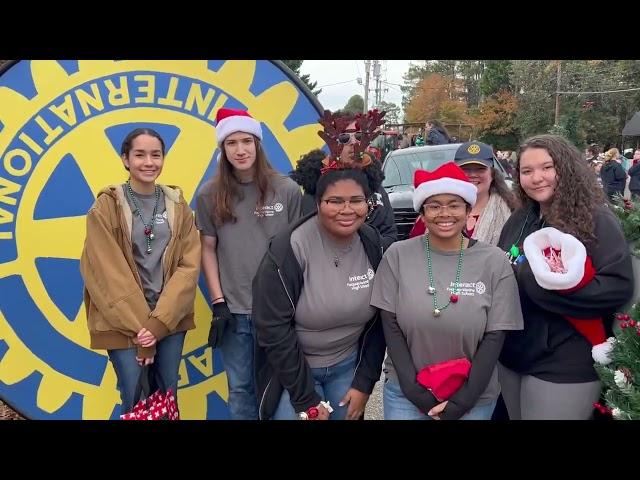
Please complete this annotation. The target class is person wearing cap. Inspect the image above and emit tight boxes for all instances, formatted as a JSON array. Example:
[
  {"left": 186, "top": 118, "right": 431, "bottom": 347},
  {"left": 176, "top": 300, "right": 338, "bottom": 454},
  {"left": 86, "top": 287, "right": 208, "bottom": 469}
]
[
  {"left": 370, "top": 162, "right": 523, "bottom": 420},
  {"left": 194, "top": 108, "right": 303, "bottom": 420},
  {"left": 409, "top": 141, "right": 518, "bottom": 246},
  {"left": 497, "top": 135, "right": 633, "bottom": 419}
]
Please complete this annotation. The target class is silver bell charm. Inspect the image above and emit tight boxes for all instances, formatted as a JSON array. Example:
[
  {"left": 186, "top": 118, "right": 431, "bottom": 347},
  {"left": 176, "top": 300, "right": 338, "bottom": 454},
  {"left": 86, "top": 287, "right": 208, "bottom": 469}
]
[{"left": 428, "top": 286, "right": 436, "bottom": 295}]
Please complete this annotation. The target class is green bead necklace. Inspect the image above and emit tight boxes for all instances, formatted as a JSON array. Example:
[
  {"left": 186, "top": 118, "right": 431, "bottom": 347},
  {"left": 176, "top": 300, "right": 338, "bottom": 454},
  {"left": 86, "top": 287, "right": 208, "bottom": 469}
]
[
  {"left": 423, "top": 233, "right": 465, "bottom": 317},
  {"left": 125, "top": 180, "right": 160, "bottom": 254}
]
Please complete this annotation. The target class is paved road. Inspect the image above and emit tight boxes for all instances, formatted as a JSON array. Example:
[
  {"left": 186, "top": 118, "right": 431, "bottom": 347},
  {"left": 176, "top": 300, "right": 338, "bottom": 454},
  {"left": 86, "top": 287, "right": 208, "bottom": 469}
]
[{"left": 364, "top": 371, "right": 384, "bottom": 420}]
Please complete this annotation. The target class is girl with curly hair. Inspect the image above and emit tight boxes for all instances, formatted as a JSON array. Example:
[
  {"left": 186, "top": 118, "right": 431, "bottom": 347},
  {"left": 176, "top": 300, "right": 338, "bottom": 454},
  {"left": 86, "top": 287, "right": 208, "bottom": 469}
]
[{"left": 497, "top": 134, "right": 634, "bottom": 419}]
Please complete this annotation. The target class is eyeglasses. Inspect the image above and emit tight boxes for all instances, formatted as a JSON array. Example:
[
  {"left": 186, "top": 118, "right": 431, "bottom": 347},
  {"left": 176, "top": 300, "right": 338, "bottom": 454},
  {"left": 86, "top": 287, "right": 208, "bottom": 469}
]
[
  {"left": 337, "top": 131, "right": 363, "bottom": 144},
  {"left": 322, "top": 196, "right": 368, "bottom": 210},
  {"left": 422, "top": 203, "right": 466, "bottom": 217}
]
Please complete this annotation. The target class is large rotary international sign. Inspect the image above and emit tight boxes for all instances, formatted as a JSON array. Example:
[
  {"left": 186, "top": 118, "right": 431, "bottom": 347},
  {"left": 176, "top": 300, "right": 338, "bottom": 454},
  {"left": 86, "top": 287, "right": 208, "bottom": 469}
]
[{"left": 0, "top": 60, "right": 324, "bottom": 419}]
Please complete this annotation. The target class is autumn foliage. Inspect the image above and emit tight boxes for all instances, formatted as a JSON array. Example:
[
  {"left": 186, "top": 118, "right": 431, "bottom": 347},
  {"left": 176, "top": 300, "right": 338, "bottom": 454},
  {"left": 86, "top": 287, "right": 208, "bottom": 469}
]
[
  {"left": 404, "top": 73, "right": 468, "bottom": 124},
  {"left": 473, "top": 90, "right": 519, "bottom": 136}
]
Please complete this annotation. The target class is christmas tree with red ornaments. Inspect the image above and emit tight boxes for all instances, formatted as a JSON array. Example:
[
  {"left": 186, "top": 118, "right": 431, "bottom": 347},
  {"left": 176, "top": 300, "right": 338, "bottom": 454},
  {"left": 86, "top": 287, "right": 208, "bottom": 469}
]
[{"left": 593, "top": 304, "right": 640, "bottom": 420}]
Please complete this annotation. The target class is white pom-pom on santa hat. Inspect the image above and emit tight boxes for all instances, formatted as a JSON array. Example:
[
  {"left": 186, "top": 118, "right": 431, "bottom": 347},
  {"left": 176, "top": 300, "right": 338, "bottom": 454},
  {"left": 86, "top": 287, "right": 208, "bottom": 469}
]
[
  {"left": 592, "top": 337, "right": 616, "bottom": 365},
  {"left": 215, "top": 108, "right": 263, "bottom": 146},
  {"left": 412, "top": 162, "right": 477, "bottom": 212},
  {"left": 523, "top": 227, "right": 587, "bottom": 290}
]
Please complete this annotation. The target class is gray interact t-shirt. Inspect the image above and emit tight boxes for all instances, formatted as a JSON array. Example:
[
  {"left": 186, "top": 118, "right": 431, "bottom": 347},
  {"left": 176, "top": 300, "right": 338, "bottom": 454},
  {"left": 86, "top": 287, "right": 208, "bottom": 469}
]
[
  {"left": 123, "top": 185, "right": 171, "bottom": 310},
  {"left": 370, "top": 236, "right": 523, "bottom": 405},
  {"left": 291, "top": 216, "right": 376, "bottom": 368},
  {"left": 195, "top": 174, "right": 302, "bottom": 314}
]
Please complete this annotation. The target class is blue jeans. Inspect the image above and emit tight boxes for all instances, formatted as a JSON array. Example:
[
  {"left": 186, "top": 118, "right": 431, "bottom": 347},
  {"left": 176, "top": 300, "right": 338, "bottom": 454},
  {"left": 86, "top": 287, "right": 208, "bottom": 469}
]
[
  {"left": 108, "top": 331, "right": 186, "bottom": 416},
  {"left": 220, "top": 313, "right": 259, "bottom": 420},
  {"left": 383, "top": 379, "right": 496, "bottom": 420},
  {"left": 273, "top": 350, "right": 357, "bottom": 420}
]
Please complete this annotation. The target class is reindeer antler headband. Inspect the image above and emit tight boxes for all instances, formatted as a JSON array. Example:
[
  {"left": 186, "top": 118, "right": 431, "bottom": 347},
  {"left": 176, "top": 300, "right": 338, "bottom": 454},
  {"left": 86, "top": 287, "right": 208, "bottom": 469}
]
[{"left": 317, "top": 109, "right": 386, "bottom": 174}]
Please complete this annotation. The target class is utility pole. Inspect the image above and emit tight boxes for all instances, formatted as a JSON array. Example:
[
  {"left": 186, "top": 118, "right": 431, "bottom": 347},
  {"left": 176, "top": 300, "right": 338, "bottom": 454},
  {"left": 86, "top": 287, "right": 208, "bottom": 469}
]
[
  {"left": 555, "top": 60, "right": 562, "bottom": 125},
  {"left": 363, "top": 60, "right": 371, "bottom": 113},
  {"left": 373, "top": 60, "right": 381, "bottom": 106}
]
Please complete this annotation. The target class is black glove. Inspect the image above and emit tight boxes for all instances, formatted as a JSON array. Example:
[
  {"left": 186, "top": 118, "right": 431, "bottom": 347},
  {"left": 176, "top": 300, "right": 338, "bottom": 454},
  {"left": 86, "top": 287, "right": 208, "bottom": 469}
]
[{"left": 208, "top": 301, "right": 235, "bottom": 348}]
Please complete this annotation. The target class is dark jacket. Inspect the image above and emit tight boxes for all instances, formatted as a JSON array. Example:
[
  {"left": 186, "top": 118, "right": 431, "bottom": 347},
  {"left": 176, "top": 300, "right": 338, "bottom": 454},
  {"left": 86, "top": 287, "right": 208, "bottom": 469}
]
[
  {"left": 628, "top": 162, "right": 640, "bottom": 193},
  {"left": 426, "top": 129, "right": 450, "bottom": 146},
  {"left": 497, "top": 204, "right": 633, "bottom": 383},
  {"left": 600, "top": 161, "right": 627, "bottom": 198},
  {"left": 252, "top": 212, "right": 386, "bottom": 419},
  {"left": 301, "top": 189, "right": 398, "bottom": 251}
]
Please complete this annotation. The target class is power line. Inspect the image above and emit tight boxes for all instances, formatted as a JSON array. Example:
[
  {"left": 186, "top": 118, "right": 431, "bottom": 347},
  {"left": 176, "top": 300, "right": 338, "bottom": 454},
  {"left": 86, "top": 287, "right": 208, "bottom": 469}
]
[
  {"left": 556, "top": 87, "right": 640, "bottom": 95},
  {"left": 382, "top": 82, "right": 402, "bottom": 93},
  {"left": 317, "top": 79, "right": 358, "bottom": 88}
]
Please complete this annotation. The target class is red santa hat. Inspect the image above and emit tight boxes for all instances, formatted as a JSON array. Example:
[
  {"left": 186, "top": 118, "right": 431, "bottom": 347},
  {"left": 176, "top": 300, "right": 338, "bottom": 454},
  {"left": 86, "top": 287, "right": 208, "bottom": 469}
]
[
  {"left": 523, "top": 227, "right": 588, "bottom": 290},
  {"left": 523, "top": 227, "right": 606, "bottom": 347},
  {"left": 413, "top": 162, "right": 477, "bottom": 212},
  {"left": 215, "top": 108, "right": 263, "bottom": 146}
]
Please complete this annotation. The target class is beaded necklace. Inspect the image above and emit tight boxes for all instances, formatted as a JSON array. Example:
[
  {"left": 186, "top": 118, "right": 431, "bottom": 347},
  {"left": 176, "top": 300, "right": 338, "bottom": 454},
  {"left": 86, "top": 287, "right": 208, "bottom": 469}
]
[
  {"left": 125, "top": 180, "right": 160, "bottom": 254},
  {"left": 423, "top": 233, "right": 465, "bottom": 317}
]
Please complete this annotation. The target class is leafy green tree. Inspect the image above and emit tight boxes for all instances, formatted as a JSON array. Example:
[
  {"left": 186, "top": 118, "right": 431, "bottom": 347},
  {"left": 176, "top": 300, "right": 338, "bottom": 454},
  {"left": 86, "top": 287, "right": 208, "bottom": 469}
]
[
  {"left": 281, "top": 60, "right": 322, "bottom": 96},
  {"left": 343, "top": 94, "right": 364, "bottom": 114},
  {"left": 480, "top": 60, "right": 513, "bottom": 97},
  {"left": 377, "top": 100, "right": 400, "bottom": 124}
]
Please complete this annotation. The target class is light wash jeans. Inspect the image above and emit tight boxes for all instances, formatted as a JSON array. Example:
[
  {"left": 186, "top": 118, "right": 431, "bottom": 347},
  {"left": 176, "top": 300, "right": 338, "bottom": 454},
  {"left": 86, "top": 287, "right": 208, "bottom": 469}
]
[
  {"left": 273, "top": 350, "right": 358, "bottom": 420},
  {"left": 383, "top": 378, "right": 496, "bottom": 420},
  {"left": 108, "top": 331, "right": 186, "bottom": 416}
]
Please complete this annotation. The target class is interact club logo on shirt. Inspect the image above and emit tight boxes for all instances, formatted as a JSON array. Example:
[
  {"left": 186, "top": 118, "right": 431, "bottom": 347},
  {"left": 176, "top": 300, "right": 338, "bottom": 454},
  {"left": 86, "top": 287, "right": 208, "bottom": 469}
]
[
  {"left": 348, "top": 269, "right": 374, "bottom": 292},
  {"left": 155, "top": 212, "right": 167, "bottom": 224},
  {"left": 447, "top": 280, "right": 487, "bottom": 297},
  {"left": 254, "top": 202, "right": 284, "bottom": 217}
]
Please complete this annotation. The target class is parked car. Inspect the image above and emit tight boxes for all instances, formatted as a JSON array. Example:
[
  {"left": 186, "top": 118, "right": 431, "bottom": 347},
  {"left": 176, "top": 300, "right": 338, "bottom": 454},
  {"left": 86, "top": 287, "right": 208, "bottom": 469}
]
[{"left": 382, "top": 144, "right": 512, "bottom": 239}]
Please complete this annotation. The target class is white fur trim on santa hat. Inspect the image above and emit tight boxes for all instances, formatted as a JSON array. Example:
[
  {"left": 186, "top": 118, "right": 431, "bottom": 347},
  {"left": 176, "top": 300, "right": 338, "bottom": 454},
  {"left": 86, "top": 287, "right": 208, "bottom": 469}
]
[
  {"left": 592, "top": 337, "right": 615, "bottom": 365},
  {"left": 523, "top": 227, "right": 587, "bottom": 290},
  {"left": 216, "top": 115, "right": 262, "bottom": 146},
  {"left": 413, "top": 177, "right": 477, "bottom": 212}
]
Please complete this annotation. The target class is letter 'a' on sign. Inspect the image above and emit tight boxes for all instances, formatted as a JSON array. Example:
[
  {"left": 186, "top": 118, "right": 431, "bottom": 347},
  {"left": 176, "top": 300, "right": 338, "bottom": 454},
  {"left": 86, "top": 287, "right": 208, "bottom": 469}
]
[{"left": 0, "top": 60, "right": 325, "bottom": 419}]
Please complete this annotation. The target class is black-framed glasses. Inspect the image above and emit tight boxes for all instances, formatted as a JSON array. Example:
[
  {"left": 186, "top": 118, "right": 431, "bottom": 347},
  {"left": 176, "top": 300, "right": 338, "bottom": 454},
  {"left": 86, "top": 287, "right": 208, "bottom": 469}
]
[
  {"left": 322, "top": 196, "right": 368, "bottom": 209},
  {"left": 337, "top": 131, "right": 363, "bottom": 144}
]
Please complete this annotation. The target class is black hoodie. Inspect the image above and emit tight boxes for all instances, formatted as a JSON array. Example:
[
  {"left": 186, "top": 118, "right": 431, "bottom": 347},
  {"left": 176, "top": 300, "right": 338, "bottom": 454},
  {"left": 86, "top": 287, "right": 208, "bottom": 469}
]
[
  {"left": 252, "top": 212, "right": 386, "bottom": 419},
  {"left": 497, "top": 204, "right": 633, "bottom": 383}
]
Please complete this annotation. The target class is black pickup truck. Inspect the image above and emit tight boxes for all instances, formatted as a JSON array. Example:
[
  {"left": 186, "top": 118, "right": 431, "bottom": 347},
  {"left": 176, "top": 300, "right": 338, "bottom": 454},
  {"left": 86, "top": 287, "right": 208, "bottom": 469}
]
[{"left": 382, "top": 144, "right": 512, "bottom": 239}]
